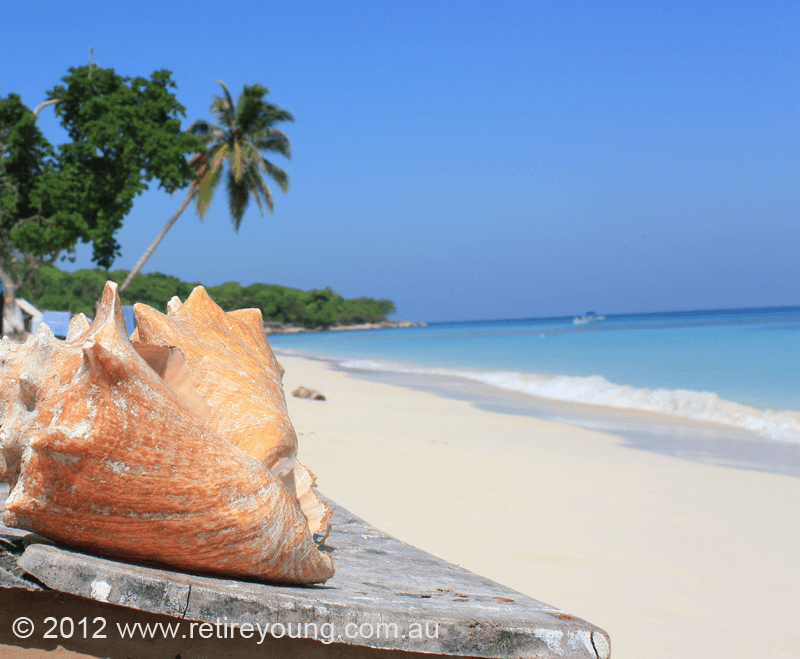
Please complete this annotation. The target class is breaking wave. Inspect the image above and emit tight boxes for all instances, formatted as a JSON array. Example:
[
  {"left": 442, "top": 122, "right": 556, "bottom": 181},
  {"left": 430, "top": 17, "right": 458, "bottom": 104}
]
[{"left": 334, "top": 358, "right": 800, "bottom": 443}]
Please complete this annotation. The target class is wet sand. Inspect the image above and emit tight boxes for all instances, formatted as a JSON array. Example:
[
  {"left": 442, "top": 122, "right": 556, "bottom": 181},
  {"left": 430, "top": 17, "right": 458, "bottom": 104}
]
[{"left": 331, "top": 360, "right": 800, "bottom": 479}]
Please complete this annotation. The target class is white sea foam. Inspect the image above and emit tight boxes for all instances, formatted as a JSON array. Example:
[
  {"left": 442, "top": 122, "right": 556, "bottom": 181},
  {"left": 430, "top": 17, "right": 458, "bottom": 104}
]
[{"left": 335, "top": 358, "right": 800, "bottom": 443}]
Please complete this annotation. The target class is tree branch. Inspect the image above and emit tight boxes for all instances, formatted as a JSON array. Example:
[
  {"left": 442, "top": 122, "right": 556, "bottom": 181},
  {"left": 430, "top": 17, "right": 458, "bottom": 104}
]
[{"left": 32, "top": 98, "right": 60, "bottom": 116}]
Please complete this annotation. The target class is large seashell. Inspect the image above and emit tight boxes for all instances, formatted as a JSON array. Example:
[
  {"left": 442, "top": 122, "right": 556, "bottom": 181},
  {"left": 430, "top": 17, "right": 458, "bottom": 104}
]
[
  {"left": 133, "top": 287, "right": 331, "bottom": 536},
  {"left": 134, "top": 288, "right": 294, "bottom": 470},
  {"left": 0, "top": 282, "right": 334, "bottom": 585},
  {"left": 0, "top": 337, "right": 27, "bottom": 482},
  {"left": 0, "top": 314, "right": 93, "bottom": 482}
]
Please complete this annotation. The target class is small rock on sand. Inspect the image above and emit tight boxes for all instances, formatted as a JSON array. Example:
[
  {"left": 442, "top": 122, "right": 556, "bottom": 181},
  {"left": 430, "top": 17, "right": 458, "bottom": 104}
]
[{"left": 292, "top": 386, "right": 326, "bottom": 401}]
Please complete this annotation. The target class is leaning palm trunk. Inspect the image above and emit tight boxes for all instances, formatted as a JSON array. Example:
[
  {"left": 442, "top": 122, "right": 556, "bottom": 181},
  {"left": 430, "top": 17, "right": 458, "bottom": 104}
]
[
  {"left": 119, "top": 185, "right": 197, "bottom": 294},
  {"left": 120, "top": 81, "right": 291, "bottom": 297}
]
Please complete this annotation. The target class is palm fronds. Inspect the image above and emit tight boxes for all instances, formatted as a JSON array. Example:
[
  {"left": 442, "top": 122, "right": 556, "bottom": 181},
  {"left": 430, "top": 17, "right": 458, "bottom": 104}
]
[{"left": 192, "top": 81, "right": 292, "bottom": 228}]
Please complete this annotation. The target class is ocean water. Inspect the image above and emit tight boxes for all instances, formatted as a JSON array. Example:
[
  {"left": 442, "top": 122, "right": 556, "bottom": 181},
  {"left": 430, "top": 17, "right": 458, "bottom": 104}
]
[{"left": 268, "top": 307, "right": 800, "bottom": 443}]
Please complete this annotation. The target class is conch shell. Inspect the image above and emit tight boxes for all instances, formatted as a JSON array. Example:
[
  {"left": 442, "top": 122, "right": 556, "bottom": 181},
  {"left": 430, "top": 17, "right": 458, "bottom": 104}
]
[
  {"left": 0, "top": 282, "right": 333, "bottom": 585},
  {"left": 133, "top": 287, "right": 332, "bottom": 537},
  {"left": 0, "top": 338, "right": 26, "bottom": 482}
]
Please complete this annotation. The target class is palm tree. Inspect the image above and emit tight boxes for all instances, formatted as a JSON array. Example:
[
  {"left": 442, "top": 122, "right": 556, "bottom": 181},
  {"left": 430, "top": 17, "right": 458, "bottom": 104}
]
[{"left": 119, "top": 81, "right": 293, "bottom": 294}]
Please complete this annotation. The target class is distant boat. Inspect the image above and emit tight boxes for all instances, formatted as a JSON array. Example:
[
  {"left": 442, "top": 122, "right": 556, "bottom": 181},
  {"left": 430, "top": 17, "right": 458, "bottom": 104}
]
[{"left": 573, "top": 311, "right": 606, "bottom": 325}]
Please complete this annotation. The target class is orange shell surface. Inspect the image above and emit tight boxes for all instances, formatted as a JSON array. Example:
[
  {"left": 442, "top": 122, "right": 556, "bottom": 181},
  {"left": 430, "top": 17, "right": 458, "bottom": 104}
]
[
  {"left": 0, "top": 337, "right": 26, "bottom": 482},
  {"left": 0, "top": 282, "right": 334, "bottom": 585},
  {"left": 133, "top": 287, "right": 296, "bottom": 473}
]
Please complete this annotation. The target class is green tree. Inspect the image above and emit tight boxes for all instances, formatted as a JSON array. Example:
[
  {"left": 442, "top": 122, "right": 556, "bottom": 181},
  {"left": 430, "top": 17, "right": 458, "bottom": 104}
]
[
  {"left": 17, "top": 266, "right": 398, "bottom": 328},
  {"left": 0, "top": 94, "right": 59, "bottom": 331},
  {"left": 40, "top": 65, "right": 203, "bottom": 267},
  {"left": 120, "top": 80, "right": 293, "bottom": 293},
  {"left": 1, "top": 65, "right": 201, "bottom": 332}
]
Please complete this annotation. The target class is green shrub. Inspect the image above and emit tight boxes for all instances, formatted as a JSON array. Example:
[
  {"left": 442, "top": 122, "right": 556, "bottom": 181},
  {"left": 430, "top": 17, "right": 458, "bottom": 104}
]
[{"left": 17, "top": 267, "right": 396, "bottom": 328}]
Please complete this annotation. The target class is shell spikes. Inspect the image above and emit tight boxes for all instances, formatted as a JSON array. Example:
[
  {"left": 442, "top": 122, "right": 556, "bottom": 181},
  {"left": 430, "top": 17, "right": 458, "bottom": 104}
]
[
  {"left": 133, "top": 286, "right": 332, "bottom": 536},
  {"left": 0, "top": 281, "right": 334, "bottom": 585}
]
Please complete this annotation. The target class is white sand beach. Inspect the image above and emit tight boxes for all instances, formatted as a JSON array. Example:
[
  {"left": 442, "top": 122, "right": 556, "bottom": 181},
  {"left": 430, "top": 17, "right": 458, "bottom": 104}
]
[
  {"left": 280, "top": 354, "right": 800, "bottom": 659},
  {"left": 3, "top": 352, "right": 798, "bottom": 659}
]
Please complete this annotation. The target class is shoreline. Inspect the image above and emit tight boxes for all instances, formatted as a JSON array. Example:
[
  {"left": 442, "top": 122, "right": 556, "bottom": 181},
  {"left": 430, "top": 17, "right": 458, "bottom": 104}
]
[
  {"left": 333, "top": 362, "right": 800, "bottom": 480},
  {"left": 263, "top": 319, "right": 427, "bottom": 334},
  {"left": 273, "top": 348, "right": 800, "bottom": 459},
  {"left": 277, "top": 353, "right": 800, "bottom": 659}
]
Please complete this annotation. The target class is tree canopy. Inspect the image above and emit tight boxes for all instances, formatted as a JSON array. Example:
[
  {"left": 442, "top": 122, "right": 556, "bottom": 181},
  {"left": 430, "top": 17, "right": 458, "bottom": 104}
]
[
  {"left": 120, "top": 80, "right": 294, "bottom": 293},
  {"left": 193, "top": 81, "right": 293, "bottom": 224},
  {"left": 1, "top": 65, "right": 202, "bottom": 269},
  {"left": 42, "top": 66, "right": 203, "bottom": 266},
  {"left": 18, "top": 266, "right": 397, "bottom": 328},
  {"left": 1, "top": 64, "right": 203, "bottom": 331},
  {"left": 2, "top": 65, "right": 397, "bottom": 333},
  {"left": 0, "top": 93, "right": 59, "bottom": 321}
]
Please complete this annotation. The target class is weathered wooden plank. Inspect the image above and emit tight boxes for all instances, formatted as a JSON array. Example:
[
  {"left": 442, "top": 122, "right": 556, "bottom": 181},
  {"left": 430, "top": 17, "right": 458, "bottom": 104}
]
[{"left": 1, "top": 486, "right": 611, "bottom": 658}]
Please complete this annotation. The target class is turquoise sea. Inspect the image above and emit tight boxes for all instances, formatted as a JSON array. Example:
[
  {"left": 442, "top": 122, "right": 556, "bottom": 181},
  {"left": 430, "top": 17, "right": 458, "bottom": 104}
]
[{"left": 269, "top": 306, "right": 800, "bottom": 445}]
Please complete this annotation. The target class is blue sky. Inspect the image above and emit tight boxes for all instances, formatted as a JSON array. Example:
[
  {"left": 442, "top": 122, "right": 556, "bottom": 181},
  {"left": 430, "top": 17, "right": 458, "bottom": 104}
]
[{"left": 2, "top": 1, "right": 799, "bottom": 322}]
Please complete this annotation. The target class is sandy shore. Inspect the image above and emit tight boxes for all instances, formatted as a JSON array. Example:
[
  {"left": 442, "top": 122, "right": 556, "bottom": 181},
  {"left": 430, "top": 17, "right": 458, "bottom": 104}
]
[
  {"left": 278, "top": 354, "right": 800, "bottom": 659},
  {"left": 3, "top": 353, "right": 798, "bottom": 659}
]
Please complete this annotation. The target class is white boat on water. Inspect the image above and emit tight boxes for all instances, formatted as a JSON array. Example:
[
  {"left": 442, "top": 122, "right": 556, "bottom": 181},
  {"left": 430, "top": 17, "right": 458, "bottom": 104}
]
[{"left": 573, "top": 311, "right": 605, "bottom": 325}]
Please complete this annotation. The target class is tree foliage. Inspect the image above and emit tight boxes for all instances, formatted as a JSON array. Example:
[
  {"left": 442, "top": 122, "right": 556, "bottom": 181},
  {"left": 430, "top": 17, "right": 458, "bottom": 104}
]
[
  {"left": 0, "top": 93, "right": 59, "bottom": 322},
  {"left": 192, "top": 81, "right": 293, "bottom": 225},
  {"left": 119, "top": 80, "right": 294, "bottom": 294},
  {"left": 35, "top": 66, "right": 204, "bottom": 267},
  {"left": 1, "top": 66, "right": 201, "bottom": 270},
  {"left": 18, "top": 266, "right": 396, "bottom": 328},
  {"left": 0, "top": 94, "right": 56, "bottom": 241},
  {"left": 1, "top": 64, "right": 202, "bottom": 332}
]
